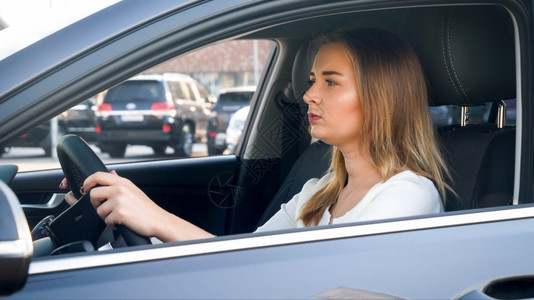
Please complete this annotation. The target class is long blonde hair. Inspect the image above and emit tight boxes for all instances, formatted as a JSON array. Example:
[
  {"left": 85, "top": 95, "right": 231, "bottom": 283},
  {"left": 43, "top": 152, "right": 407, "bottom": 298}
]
[{"left": 298, "top": 28, "right": 452, "bottom": 226}]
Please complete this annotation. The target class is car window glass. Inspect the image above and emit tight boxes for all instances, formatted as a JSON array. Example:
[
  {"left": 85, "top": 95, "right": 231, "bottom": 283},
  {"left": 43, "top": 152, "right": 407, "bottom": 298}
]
[
  {"left": 429, "top": 100, "right": 516, "bottom": 127},
  {"left": 179, "top": 82, "right": 192, "bottom": 101},
  {"left": 197, "top": 83, "right": 212, "bottom": 103},
  {"left": 3, "top": 39, "right": 275, "bottom": 172},
  {"left": 185, "top": 83, "right": 197, "bottom": 102},
  {"left": 189, "top": 82, "right": 201, "bottom": 102},
  {"left": 105, "top": 81, "right": 161, "bottom": 104},
  {"left": 169, "top": 81, "right": 186, "bottom": 100}
]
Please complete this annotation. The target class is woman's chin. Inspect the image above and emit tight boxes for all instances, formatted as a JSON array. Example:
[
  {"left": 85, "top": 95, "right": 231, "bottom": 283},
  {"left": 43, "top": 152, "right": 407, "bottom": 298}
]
[{"left": 310, "top": 131, "right": 329, "bottom": 144}]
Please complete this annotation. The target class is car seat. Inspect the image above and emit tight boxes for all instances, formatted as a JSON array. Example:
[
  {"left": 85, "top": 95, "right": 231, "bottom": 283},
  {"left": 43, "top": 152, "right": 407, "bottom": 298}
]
[{"left": 399, "top": 5, "right": 516, "bottom": 210}]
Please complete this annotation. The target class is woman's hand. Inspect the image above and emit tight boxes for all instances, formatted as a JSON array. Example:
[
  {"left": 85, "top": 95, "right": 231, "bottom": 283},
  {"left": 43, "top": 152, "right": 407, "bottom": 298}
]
[
  {"left": 81, "top": 171, "right": 164, "bottom": 238},
  {"left": 59, "top": 178, "right": 79, "bottom": 206},
  {"left": 81, "top": 171, "right": 215, "bottom": 242}
]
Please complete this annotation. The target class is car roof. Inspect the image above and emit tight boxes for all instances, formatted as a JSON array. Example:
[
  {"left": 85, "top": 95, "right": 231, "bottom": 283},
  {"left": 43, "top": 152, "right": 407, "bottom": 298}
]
[{"left": 129, "top": 73, "right": 197, "bottom": 83}]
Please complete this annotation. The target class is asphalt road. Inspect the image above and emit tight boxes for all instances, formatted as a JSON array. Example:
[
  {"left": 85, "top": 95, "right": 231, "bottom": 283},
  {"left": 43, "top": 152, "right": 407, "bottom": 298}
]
[{"left": 0, "top": 144, "right": 208, "bottom": 172}]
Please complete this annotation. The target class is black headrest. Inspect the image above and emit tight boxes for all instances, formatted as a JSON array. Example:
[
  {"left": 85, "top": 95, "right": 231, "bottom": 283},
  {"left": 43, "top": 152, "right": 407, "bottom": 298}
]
[
  {"left": 291, "top": 42, "right": 316, "bottom": 100},
  {"left": 399, "top": 6, "right": 515, "bottom": 106}
]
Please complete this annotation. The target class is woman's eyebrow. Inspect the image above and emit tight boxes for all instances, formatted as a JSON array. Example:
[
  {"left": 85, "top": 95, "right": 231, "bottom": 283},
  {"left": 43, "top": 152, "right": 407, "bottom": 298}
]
[
  {"left": 309, "top": 71, "right": 343, "bottom": 76},
  {"left": 322, "top": 70, "right": 343, "bottom": 76}
]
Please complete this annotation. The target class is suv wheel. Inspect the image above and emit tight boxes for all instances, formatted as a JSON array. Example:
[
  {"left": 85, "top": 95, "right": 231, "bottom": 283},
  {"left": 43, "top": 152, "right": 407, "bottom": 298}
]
[
  {"left": 207, "top": 143, "right": 224, "bottom": 156},
  {"left": 151, "top": 144, "right": 167, "bottom": 156},
  {"left": 173, "top": 123, "right": 193, "bottom": 157},
  {"left": 100, "top": 143, "right": 127, "bottom": 158}
]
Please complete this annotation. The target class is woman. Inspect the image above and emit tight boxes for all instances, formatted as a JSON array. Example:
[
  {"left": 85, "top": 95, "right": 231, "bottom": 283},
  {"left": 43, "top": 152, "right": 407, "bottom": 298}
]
[
  {"left": 257, "top": 29, "right": 450, "bottom": 231},
  {"left": 61, "top": 28, "right": 451, "bottom": 241}
]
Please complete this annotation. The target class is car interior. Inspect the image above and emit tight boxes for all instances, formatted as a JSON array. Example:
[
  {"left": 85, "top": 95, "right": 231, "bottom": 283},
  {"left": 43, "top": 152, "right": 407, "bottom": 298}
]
[
  {"left": 246, "top": 4, "right": 517, "bottom": 231},
  {"left": 13, "top": 3, "right": 520, "bottom": 255}
]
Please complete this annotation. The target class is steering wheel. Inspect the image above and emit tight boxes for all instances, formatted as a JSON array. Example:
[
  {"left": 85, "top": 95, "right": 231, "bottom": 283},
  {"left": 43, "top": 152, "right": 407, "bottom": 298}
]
[{"left": 48, "top": 134, "right": 150, "bottom": 248}]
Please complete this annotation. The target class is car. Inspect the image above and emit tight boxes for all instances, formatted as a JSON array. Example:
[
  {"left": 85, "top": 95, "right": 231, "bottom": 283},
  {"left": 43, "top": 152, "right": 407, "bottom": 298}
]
[
  {"left": 0, "top": 121, "right": 54, "bottom": 157},
  {"left": 224, "top": 105, "right": 250, "bottom": 154},
  {"left": 96, "top": 73, "right": 213, "bottom": 157},
  {"left": 1, "top": 1, "right": 533, "bottom": 299},
  {"left": 207, "top": 86, "right": 256, "bottom": 155},
  {"left": 0, "top": 97, "right": 97, "bottom": 157},
  {"left": 57, "top": 97, "right": 98, "bottom": 143}
]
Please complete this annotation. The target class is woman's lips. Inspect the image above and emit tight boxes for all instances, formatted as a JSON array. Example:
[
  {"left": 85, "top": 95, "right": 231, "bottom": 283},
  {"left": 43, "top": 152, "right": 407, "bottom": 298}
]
[{"left": 308, "top": 112, "right": 321, "bottom": 123}]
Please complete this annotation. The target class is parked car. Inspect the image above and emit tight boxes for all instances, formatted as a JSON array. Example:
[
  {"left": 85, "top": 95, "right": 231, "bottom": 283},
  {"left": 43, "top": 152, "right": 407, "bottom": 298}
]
[
  {"left": 1, "top": 1, "right": 533, "bottom": 299},
  {"left": 0, "top": 121, "right": 54, "bottom": 157},
  {"left": 57, "top": 97, "right": 98, "bottom": 143},
  {"left": 207, "top": 86, "right": 256, "bottom": 155},
  {"left": 96, "top": 73, "right": 213, "bottom": 157},
  {"left": 225, "top": 105, "right": 250, "bottom": 154},
  {"left": 0, "top": 98, "right": 97, "bottom": 157}
]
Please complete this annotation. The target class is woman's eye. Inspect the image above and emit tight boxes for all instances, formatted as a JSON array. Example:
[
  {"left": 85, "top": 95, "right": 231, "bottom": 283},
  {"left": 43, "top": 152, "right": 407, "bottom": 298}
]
[
  {"left": 308, "top": 79, "right": 315, "bottom": 85},
  {"left": 326, "top": 79, "right": 336, "bottom": 86}
]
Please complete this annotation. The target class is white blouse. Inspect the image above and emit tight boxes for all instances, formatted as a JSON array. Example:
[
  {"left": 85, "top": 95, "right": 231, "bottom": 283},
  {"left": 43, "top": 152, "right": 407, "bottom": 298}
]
[{"left": 255, "top": 170, "right": 443, "bottom": 232}]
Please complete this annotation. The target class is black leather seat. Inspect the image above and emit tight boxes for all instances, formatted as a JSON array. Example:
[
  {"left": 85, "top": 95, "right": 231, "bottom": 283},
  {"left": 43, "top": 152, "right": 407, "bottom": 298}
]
[
  {"left": 399, "top": 5, "right": 516, "bottom": 211},
  {"left": 256, "top": 5, "right": 517, "bottom": 229}
]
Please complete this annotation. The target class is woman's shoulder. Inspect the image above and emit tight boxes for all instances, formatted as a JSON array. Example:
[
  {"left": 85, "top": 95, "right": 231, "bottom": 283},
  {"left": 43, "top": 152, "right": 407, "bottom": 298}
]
[
  {"left": 353, "top": 170, "right": 443, "bottom": 219},
  {"left": 370, "top": 170, "right": 441, "bottom": 205},
  {"left": 386, "top": 170, "right": 435, "bottom": 188}
]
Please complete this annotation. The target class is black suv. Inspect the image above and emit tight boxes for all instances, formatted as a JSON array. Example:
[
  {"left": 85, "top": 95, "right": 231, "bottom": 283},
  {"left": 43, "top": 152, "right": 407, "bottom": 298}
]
[
  {"left": 96, "top": 73, "right": 213, "bottom": 158},
  {"left": 207, "top": 86, "right": 256, "bottom": 155}
]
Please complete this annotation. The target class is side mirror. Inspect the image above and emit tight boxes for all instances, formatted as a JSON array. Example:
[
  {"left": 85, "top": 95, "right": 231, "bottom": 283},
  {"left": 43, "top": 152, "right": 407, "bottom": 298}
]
[{"left": 0, "top": 180, "right": 33, "bottom": 296}]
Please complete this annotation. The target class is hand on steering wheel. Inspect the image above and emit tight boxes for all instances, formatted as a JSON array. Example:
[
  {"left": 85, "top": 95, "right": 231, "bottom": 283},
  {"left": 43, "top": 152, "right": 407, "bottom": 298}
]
[{"left": 53, "top": 135, "right": 151, "bottom": 247}]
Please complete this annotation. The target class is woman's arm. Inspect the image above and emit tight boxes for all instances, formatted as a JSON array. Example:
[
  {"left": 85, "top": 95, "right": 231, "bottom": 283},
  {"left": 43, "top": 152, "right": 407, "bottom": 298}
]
[{"left": 77, "top": 171, "right": 214, "bottom": 242}]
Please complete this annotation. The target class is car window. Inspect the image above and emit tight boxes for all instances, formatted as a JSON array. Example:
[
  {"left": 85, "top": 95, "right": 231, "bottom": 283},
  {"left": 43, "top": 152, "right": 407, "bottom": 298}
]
[
  {"left": 218, "top": 91, "right": 255, "bottom": 103},
  {"left": 189, "top": 82, "right": 201, "bottom": 103},
  {"left": 2, "top": 39, "right": 275, "bottom": 172},
  {"left": 168, "top": 81, "right": 186, "bottom": 100},
  {"left": 180, "top": 82, "right": 193, "bottom": 101},
  {"left": 429, "top": 100, "right": 516, "bottom": 128},
  {"left": 197, "top": 83, "right": 212, "bottom": 103},
  {"left": 104, "top": 81, "right": 162, "bottom": 104}
]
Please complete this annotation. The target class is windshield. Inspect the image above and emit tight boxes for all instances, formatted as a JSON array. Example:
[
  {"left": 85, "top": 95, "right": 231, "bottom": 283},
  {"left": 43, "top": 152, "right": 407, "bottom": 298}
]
[{"left": 0, "top": 0, "right": 119, "bottom": 60}]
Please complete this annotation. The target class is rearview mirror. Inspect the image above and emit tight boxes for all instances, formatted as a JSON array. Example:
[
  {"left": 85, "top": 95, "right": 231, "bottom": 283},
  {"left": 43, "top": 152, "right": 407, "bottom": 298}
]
[{"left": 0, "top": 180, "right": 33, "bottom": 295}]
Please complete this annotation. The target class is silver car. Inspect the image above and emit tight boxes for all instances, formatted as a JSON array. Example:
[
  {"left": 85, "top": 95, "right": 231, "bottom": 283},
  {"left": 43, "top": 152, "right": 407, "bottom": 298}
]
[{"left": 0, "top": 1, "right": 532, "bottom": 299}]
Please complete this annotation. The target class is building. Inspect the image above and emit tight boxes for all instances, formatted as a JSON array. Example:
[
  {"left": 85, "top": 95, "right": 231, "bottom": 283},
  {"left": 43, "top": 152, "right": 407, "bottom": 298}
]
[{"left": 144, "top": 39, "right": 274, "bottom": 95}]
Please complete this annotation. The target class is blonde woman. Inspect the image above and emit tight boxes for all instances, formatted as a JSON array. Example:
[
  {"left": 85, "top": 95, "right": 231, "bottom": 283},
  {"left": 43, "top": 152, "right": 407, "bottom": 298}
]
[
  {"left": 257, "top": 28, "right": 450, "bottom": 231},
  {"left": 63, "top": 28, "right": 451, "bottom": 241}
]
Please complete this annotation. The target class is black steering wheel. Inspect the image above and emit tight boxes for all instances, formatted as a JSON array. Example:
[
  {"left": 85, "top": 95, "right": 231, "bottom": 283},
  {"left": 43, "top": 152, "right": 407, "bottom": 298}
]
[{"left": 48, "top": 135, "right": 150, "bottom": 248}]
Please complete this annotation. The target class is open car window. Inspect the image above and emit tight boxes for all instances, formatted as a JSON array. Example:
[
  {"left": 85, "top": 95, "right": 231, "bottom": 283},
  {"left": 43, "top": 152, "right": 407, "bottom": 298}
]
[{"left": 1, "top": 39, "right": 276, "bottom": 172}]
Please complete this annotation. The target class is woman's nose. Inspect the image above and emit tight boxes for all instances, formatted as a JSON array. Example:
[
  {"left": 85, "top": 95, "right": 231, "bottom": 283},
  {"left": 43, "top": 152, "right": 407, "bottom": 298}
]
[{"left": 303, "top": 86, "right": 318, "bottom": 105}]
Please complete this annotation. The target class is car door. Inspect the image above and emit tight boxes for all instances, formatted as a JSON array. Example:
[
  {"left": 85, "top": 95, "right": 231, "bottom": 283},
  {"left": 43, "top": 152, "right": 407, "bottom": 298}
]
[
  {"left": 11, "top": 154, "right": 240, "bottom": 237},
  {"left": 1, "top": 1, "right": 273, "bottom": 237},
  {"left": 2, "top": 0, "right": 534, "bottom": 299}
]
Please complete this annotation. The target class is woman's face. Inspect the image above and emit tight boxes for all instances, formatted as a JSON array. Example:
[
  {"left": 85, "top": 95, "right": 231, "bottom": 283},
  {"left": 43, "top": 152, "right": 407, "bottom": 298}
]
[{"left": 304, "top": 42, "right": 363, "bottom": 150}]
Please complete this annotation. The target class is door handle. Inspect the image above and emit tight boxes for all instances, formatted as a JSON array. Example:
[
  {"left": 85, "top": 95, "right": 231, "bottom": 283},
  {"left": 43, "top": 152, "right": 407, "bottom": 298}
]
[{"left": 456, "top": 275, "right": 534, "bottom": 299}]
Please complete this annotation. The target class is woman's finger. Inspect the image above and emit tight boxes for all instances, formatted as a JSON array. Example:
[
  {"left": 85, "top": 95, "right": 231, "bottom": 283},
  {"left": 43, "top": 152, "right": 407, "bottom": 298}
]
[
  {"left": 83, "top": 171, "right": 123, "bottom": 193},
  {"left": 64, "top": 191, "right": 78, "bottom": 206},
  {"left": 95, "top": 200, "right": 119, "bottom": 230},
  {"left": 59, "top": 178, "right": 69, "bottom": 189},
  {"left": 88, "top": 185, "right": 117, "bottom": 209}
]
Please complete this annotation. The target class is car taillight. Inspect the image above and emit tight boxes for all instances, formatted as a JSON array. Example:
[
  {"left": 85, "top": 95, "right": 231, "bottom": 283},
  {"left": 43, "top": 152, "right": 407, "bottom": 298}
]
[
  {"left": 209, "top": 132, "right": 217, "bottom": 138},
  {"left": 98, "top": 103, "right": 112, "bottom": 111},
  {"left": 162, "top": 124, "right": 171, "bottom": 132},
  {"left": 95, "top": 126, "right": 101, "bottom": 133},
  {"left": 151, "top": 102, "right": 175, "bottom": 111}
]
